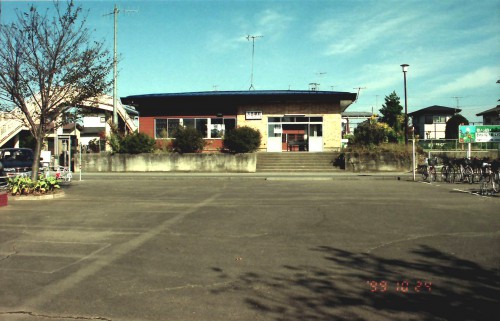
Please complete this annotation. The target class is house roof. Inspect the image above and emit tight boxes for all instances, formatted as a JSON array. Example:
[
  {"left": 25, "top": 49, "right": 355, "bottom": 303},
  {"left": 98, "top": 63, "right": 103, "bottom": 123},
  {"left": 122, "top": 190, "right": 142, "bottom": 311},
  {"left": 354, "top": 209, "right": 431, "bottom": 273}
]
[
  {"left": 81, "top": 127, "right": 105, "bottom": 135},
  {"left": 476, "top": 105, "right": 500, "bottom": 116},
  {"left": 341, "top": 111, "right": 373, "bottom": 117},
  {"left": 121, "top": 90, "right": 358, "bottom": 116},
  {"left": 408, "top": 105, "right": 461, "bottom": 116}
]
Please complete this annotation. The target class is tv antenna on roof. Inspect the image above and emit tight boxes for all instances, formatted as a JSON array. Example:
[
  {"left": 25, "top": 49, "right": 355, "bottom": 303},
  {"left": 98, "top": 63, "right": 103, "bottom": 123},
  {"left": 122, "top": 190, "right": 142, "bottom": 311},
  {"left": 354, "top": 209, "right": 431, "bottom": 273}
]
[
  {"left": 451, "top": 96, "right": 463, "bottom": 108},
  {"left": 246, "top": 35, "right": 263, "bottom": 90},
  {"left": 353, "top": 87, "right": 366, "bottom": 103},
  {"left": 105, "top": 5, "right": 138, "bottom": 126}
]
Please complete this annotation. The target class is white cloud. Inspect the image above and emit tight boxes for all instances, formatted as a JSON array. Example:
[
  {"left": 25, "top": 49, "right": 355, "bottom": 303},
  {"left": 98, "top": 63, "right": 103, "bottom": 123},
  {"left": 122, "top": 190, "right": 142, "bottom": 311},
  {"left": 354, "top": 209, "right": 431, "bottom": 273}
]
[
  {"left": 427, "top": 67, "right": 499, "bottom": 97},
  {"left": 257, "top": 9, "right": 293, "bottom": 37}
]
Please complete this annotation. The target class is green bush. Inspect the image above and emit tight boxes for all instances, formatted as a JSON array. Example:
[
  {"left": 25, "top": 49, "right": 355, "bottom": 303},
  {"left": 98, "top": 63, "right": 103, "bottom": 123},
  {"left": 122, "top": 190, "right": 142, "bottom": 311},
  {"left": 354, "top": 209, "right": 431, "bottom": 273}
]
[
  {"left": 108, "top": 129, "right": 156, "bottom": 154},
  {"left": 172, "top": 126, "right": 205, "bottom": 153},
  {"left": 223, "top": 126, "right": 262, "bottom": 153},
  {"left": 121, "top": 131, "right": 156, "bottom": 154}
]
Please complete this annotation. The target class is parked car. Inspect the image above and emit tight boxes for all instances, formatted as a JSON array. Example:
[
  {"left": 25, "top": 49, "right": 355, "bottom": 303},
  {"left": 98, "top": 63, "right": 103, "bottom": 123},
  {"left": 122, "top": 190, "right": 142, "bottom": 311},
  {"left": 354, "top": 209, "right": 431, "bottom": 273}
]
[{"left": 0, "top": 148, "right": 36, "bottom": 177}]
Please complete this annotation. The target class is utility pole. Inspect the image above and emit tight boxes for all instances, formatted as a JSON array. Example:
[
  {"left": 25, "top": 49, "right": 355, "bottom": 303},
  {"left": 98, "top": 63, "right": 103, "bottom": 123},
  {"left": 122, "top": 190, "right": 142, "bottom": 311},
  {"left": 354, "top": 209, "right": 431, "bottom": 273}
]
[
  {"left": 246, "top": 35, "right": 263, "bottom": 90},
  {"left": 105, "top": 5, "right": 137, "bottom": 126},
  {"left": 113, "top": 4, "right": 118, "bottom": 126}
]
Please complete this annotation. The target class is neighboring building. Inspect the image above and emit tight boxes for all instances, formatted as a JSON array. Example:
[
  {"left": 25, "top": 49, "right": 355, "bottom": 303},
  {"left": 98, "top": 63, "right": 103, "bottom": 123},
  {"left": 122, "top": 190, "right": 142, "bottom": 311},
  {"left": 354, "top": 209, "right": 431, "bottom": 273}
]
[
  {"left": 79, "top": 105, "right": 139, "bottom": 152},
  {"left": 409, "top": 105, "right": 460, "bottom": 139},
  {"left": 341, "top": 111, "right": 374, "bottom": 137},
  {"left": 476, "top": 105, "right": 500, "bottom": 125},
  {"left": 121, "top": 90, "right": 357, "bottom": 152}
]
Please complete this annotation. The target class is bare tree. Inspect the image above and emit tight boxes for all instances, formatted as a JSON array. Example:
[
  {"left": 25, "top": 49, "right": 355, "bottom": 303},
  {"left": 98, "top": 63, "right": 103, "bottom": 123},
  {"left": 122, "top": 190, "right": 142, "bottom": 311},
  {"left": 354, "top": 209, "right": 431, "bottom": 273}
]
[{"left": 0, "top": 0, "right": 112, "bottom": 180}]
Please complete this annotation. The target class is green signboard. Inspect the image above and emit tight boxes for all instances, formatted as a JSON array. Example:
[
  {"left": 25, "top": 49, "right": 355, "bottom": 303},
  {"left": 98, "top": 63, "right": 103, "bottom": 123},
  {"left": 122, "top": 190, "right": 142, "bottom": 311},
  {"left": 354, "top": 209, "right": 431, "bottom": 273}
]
[{"left": 459, "top": 125, "right": 500, "bottom": 143}]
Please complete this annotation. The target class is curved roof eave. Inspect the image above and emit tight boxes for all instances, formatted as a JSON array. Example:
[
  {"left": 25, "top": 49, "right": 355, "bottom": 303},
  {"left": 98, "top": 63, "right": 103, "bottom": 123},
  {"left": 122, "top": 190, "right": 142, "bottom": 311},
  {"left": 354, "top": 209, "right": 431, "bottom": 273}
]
[{"left": 121, "top": 90, "right": 357, "bottom": 110}]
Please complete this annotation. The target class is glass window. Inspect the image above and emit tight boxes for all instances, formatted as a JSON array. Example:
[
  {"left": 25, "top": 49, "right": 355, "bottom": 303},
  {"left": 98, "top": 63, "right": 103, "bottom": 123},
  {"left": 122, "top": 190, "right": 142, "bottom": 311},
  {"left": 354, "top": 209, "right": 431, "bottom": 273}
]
[
  {"left": 268, "top": 124, "right": 282, "bottom": 137},
  {"left": 167, "top": 119, "right": 180, "bottom": 137},
  {"left": 210, "top": 118, "right": 224, "bottom": 138},
  {"left": 155, "top": 119, "right": 168, "bottom": 138},
  {"left": 309, "top": 124, "right": 323, "bottom": 137},
  {"left": 196, "top": 119, "right": 208, "bottom": 138},
  {"left": 268, "top": 117, "right": 281, "bottom": 123},
  {"left": 183, "top": 118, "right": 195, "bottom": 129},
  {"left": 310, "top": 117, "right": 323, "bottom": 122},
  {"left": 425, "top": 115, "right": 433, "bottom": 124},
  {"left": 433, "top": 116, "right": 446, "bottom": 123},
  {"left": 296, "top": 117, "right": 308, "bottom": 123},
  {"left": 224, "top": 118, "right": 236, "bottom": 131}
]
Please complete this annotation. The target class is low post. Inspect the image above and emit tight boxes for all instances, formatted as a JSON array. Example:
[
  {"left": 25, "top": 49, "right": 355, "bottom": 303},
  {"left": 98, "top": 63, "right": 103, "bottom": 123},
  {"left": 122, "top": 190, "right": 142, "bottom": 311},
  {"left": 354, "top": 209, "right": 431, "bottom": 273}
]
[
  {"left": 79, "top": 143, "right": 82, "bottom": 181},
  {"left": 412, "top": 137, "right": 416, "bottom": 181}
]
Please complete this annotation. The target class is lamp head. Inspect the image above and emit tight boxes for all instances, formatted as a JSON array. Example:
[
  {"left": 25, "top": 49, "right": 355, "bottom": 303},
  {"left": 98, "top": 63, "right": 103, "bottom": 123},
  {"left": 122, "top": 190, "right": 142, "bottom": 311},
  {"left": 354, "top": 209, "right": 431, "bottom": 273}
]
[{"left": 401, "top": 64, "right": 409, "bottom": 72}]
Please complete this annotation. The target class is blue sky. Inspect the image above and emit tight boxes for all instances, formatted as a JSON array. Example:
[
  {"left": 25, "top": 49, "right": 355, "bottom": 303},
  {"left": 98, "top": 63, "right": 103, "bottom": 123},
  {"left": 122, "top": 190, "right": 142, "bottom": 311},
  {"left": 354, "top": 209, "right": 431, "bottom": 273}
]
[{"left": 2, "top": 0, "right": 499, "bottom": 122}]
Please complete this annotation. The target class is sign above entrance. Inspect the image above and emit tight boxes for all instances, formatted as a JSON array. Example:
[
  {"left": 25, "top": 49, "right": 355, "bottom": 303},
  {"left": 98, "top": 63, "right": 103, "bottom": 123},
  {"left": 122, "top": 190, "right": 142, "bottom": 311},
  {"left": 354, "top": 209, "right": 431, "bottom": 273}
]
[{"left": 245, "top": 111, "right": 262, "bottom": 120}]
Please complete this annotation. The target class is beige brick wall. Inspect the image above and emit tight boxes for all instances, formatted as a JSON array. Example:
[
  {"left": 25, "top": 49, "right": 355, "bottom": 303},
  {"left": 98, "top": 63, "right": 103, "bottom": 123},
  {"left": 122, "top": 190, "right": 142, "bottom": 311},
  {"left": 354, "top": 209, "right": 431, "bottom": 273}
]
[{"left": 236, "top": 102, "right": 343, "bottom": 151}]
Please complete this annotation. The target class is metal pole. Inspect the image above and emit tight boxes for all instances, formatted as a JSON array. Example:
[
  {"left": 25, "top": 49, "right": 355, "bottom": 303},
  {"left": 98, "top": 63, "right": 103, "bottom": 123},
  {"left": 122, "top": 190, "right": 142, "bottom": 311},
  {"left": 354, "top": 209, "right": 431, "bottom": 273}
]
[
  {"left": 403, "top": 70, "right": 408, "bottom": 146},
  {"left": 79, "top": 143, "right": 82, "bottom": 181},
  {"left": 412, "top": 132, "right": 416, "bottom": 181},
  {"left": 249, "top": 37, "right": 255, "bottom": 90},
  {"left": 113, "top": 4, "right": 118, "bottom": 126}
]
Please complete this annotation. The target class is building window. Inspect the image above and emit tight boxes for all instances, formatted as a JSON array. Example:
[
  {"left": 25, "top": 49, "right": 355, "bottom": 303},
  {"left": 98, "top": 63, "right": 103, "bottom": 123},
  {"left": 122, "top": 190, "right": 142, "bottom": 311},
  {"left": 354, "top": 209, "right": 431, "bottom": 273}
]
[
  {"left": 210, "top": 118, "right": 224, "bottom": 138},
  {"left": 155, "top": 119, "right": 168, "bottom": 138},
  {"left": 167, "top": 119, "right": 180, "bottom": 137},
  {"left": 433, "top": 116, "right": 447, "bottom": 123},
  {"left": 155, "top": 117, "right": 236, "bottom": 139}
]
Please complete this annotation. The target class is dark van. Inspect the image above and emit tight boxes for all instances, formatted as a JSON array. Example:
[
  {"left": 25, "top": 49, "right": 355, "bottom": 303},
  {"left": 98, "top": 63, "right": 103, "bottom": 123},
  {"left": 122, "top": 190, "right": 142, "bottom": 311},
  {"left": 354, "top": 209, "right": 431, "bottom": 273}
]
[{"left": 0, "top": 148, "right": 35, "bottom": 177}]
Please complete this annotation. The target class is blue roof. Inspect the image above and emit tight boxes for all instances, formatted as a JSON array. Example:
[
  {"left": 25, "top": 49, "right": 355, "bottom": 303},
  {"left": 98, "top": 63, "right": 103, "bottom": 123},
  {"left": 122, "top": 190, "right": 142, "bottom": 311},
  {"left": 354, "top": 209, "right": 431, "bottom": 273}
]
[
  {"left": 121, "top": 90, "right": 358, "bottom": 116},
  {"left": 123, "top": 90, "right": 355, "bottom": 99}
]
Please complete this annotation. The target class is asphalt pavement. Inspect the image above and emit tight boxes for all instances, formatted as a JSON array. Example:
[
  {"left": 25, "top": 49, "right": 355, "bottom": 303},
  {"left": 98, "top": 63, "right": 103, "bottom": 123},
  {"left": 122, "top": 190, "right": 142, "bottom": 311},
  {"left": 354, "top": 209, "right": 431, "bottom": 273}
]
[{"left": 0, "top": 173, "right": 498, "bottom": 321}]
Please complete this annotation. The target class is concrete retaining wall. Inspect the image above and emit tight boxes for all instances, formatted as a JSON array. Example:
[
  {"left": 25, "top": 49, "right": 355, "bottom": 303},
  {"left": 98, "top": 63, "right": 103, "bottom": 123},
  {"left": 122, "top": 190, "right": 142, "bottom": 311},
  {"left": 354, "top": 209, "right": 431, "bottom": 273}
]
[
  {"left": 78, "top": 153, "right": 257, "bottom": 172},
  {"left": 346, "top": 152, "right": 412, "bottom": 172},
  {"left": 345, "top": 150, "right": 499, "bottom": 172}
]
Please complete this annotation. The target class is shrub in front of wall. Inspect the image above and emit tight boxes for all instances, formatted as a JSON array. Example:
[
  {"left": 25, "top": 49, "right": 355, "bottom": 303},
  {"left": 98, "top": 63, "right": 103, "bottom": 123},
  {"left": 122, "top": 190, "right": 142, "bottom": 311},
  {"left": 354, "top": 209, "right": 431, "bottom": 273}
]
[
  {"left": 108, "top": 128, "right": 156, "bottom": 154},
  {"left": 120, "top": 131, "right": 156, "bottom": 154},
  {"left": 172, "top": 127, "right": 205, "bottom": 153},
  {"left": 223, "top": 126, "right": 262, "bottom": 153}
]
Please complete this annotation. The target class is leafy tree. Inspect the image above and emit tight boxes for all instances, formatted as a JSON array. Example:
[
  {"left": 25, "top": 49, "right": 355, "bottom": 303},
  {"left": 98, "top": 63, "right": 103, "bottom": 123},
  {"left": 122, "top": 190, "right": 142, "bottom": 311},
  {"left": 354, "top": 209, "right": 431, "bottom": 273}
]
[
  {"left": 172, "top": 127, "right": 205, "bottom": 153},
  {"left": 0, "top": 1, "right": 113, "bottom": 180},
  {"left": 379, "top": 91, "right": 403, "bottom": 130},
  {"left": 223, "top": 126, "right": 262, "bottom": 153},
  {"left": 445, "top": 114, "right": 469, "bottom": 139},
  {"left": 352, "top": 117, "right": 397, "bottom": 146}
]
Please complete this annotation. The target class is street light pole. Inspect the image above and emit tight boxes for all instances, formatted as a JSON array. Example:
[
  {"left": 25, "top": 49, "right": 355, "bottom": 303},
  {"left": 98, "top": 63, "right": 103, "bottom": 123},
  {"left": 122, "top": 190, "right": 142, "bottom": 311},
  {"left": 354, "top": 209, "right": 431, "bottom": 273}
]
[{"left": 401, "top": 64, "right": 409, "bottom": 146}]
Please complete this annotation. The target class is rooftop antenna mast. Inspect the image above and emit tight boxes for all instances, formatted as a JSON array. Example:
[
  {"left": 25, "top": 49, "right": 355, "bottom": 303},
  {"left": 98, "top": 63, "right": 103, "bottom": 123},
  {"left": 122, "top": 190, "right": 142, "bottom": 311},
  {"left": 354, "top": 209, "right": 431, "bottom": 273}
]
[
  {"left": 246, "top": 34, "right": 263, "bottom": 90},
  {"left": 105, "top": 5, "right": 137, "bottom": 126},
  {"left": 452, "top": 95, "right": 462, "bottom": 106},
  {"left": 353, "top": 87, "right": 366, "bottom": 103},
  {"left": 452, "top": 96, "right": 463, "bottom": 114}
]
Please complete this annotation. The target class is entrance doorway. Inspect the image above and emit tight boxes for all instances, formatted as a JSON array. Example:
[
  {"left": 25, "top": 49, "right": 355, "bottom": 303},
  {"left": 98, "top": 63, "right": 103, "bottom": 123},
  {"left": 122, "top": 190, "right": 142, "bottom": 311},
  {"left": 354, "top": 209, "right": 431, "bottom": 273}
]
[
  {"left": 282, "top": 124, "right": 307, "bottom": 151},
  {"left": 267, "top": 116, "right": 323, "bottom": 152}
]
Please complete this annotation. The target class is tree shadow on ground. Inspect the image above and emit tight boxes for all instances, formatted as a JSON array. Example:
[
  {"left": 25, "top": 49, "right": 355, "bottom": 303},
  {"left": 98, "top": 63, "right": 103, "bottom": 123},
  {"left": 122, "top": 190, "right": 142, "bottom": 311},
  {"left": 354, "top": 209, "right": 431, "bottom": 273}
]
[{"left": 211, "top": 245, "right": 499, "bottom": 321}]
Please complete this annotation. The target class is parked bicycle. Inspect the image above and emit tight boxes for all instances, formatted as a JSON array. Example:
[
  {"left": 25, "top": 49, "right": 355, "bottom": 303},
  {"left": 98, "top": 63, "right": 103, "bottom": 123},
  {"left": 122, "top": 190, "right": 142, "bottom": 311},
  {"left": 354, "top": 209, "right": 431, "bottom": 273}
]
[
  {"left": 419, "top": 157, "right": 437, "bottom": 182},
  {"left": 452, "top": 158, "right": 474, "bottom": 184},
  {"left": 440, "top": 157, "right": 455, "bottom": 183},
  {"left": 479, "top": 160, "right": 499, "bottom": 195}
]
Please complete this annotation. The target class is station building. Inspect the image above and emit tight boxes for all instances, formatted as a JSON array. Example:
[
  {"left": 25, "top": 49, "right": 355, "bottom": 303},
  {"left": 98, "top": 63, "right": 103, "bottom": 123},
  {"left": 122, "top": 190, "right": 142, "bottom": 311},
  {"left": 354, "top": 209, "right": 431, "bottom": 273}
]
[{"left": 121, "top": 90, "right": 357, "bottom": 152}]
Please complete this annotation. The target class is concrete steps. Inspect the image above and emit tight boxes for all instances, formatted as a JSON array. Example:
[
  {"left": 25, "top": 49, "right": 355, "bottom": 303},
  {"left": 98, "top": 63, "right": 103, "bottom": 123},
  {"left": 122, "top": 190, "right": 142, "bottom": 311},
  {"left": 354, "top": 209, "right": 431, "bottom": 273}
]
[{"left": 256, "top": 152, "right": 342, "bottom": 172}]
